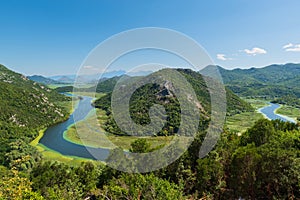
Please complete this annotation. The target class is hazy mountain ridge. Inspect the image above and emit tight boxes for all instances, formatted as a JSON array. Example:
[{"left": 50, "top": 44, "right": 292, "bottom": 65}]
[{"left": 27, "top": 75, "right": 63, "bottom": 85}]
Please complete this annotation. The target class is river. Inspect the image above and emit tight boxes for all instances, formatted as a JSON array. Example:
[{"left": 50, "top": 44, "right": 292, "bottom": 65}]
[
  {"left": 39, "top": 96, "right": 110, "bottom": 160},
  {"left": 39, "top": 98, "right": 296, "bottom": 160},
  {"left": 258, "top": 102, "right": 296, "bottom": 123}
]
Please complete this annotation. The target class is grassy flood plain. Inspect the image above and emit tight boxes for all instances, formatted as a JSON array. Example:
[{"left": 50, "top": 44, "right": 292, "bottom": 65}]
[
  {"left": 64, "top": 98, "right": 272, "bottom": 150},
  {"left": 64, "top": 109, "right": 174, "bottom": 150},
  {"left": 225, "top": 111, "right": 264, "bottom": 134},
  {"left": 275, "top": 105, "right": 300, "bottom": 121},
  {"left": 225, "top": 98, "right": 267, "bottom": 134}
]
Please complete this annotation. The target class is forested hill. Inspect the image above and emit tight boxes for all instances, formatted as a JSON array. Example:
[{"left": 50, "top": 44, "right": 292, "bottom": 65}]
[
  {"left": 94, "top": 68, "right": 252, "bottom": 136},
  {"left": 0, "top": 64, "right": 70, "bottom": 129},
  {"left": 202, "top": 63, "right": 300, "bottom": 97},
  {"left": 93, "top": 69, "right": 252, "bottom": 114}
]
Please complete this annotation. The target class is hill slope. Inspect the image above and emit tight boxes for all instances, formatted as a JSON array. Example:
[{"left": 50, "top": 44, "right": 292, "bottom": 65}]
[
  {"left": 0, "top": 64, "right": 70, "bottom": 129},
  {"left": 202, "top": 63, "right": 300, "bottom": 97}
]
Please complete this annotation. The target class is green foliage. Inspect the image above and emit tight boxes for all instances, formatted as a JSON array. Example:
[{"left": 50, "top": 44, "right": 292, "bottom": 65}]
[
  {"left": 0, "top": 160, "right": 44, "bottom": 200},
  {"left": 196, "top": 153, "right": 226, "bottom": 198},
  {"left": 240, "top": 119, "right": 276, "bottom": 146},
  {"left": 5, "top": 140, "right": 42, "bottom": 171},
  {"left": 156, "top": 119, "right": 300, "bottom": 199},
  {"left": 0, "top": 64, "right": 71, "bottom": 172},
  {"left": 0, "top": 64, "right": 70, "bottom": 129},
  {"left": 95, "top": 76, "right": 126, "bottom": 93},
  {"left": 241, "top": 119, "right": 298, "bottom": 146},
  {"left": 54, "top": 85, "right": 74, "bottom": 93},
  {"left": 228, "top": 120, "right": 300, "bottom": 199},
  {"left": 30, "top": 161, "right": 103, "bottom": 200},
  {"left": 130, "top": 138, "right": 152, "bottom": 153},
  {"left": 272, "top": 94, "right": 300, "bottom": 107},
  {"left": 203, "top": 64, "right": 300, "bottom": 98},
  {"left": 101, "top": 173, "right": 184, "bottom": 200}
]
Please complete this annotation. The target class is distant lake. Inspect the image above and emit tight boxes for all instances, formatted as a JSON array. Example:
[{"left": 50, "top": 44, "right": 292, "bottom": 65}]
[{"left": 258, "top": 103, "right": 296, "bottom": 123}]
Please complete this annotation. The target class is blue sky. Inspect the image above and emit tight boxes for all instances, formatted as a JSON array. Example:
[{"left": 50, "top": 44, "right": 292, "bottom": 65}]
[{"left": 1, "top": 0, "right": 300, "bottom": 75}]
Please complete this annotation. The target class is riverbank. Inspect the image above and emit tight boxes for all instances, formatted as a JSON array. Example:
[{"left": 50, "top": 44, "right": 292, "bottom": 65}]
[
  {"left": 30, "top": 128, "right": 92, "bottom": 165},
  {"left": 30, "top": 98, "right": 95, "bottom": 165},
  {"left": 31, "top": 97, "right": 79, "bottom": 147},
  {"left": 225, "top": 99, "right": 267, "bottom": 134},
  {"left": 275, "top": 104, "right": 299, "bottom": 122}
]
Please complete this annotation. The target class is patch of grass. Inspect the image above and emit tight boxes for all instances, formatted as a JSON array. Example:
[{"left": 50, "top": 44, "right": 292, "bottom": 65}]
[
  {"left": 276, "top": 105, "right": 300, "bottom": 121},
  {"left": 36, "top": 143, "right": 101, "bottom": 166},
  {"left": 47, "top": 84, "right": 72, "bottom": 89},
  {"left": 72, "top": 92, "right": 106, "bottom": 98},
  {"left": 64, "top": 108, "right": 173, "bottom": 150},
  {"left": 107, "top": 135, "right": 174, "bottom": 150},
  {"left": 30, "top": 129, "right": 46, "bottom": 146},
  {"left": 226, "top": 111, "right": 264, "bottom": 134},
  {"left": 244, "top": 98, "right": 269, "bottom": 109},
  {"left": 30, "top": 128, "right": 97, "bottom": 165},
  {"left": 225, "top": 99, "right": 266, "bottom": 134}
]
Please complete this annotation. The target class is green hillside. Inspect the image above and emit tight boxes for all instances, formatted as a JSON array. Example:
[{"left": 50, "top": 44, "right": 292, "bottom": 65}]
[
  {"left": 0, "top": 64, "right": 70, "bottom": 129},
  {"left": 202, "top": 63, "right": 300, "bottom": 98}
]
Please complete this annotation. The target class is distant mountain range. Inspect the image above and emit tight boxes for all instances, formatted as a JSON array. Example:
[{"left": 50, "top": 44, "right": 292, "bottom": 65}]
[
  {"left": 201, "top": 63, "right": 300, "bottom": 98},
  {"left": 27, "top": 75, "right": 63, "bottom": 85},
  {"left": 47, "top": 70, "right": 152, "bottom": 84},
  {"left": 28, "top": 63, "right": 300, "bottom": 99}
]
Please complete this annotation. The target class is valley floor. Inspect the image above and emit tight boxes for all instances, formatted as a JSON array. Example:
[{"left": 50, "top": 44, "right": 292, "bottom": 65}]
[{"left": 33, "top": 97, "right": 299, "bottom": 163}]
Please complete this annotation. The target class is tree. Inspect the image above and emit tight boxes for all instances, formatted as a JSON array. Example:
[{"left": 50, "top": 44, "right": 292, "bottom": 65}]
[
  {"left": 229, "top": 144, "right": 262, "bottom": 199},
  {"left": 100, "top": 173, "right": 184, "bottom": 200},
  {"left": 130, "top": 138, "right": 151, "bottom": 153},
  {"left": 30, "top": 161, "right": 83, "bottom": 200},
  {"left": 240, "top": 119, "right": 276, "bottom": 146},
  {"left": 0, "top": 159, "right": 43, "bottom": 200}
]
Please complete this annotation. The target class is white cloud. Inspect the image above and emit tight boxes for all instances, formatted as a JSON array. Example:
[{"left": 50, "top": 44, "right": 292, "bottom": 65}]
[
  {"left": 217, "top": 54, "right": 232, "bottom": 61},
  {"left": 243, "top": 47, "right": 267, "bottom": 56},
  {"left": 283, "top": 43, "right": 293, "bottom": 49},
  {"left": 283, "top": 43, "right": 300, "bottom": 52},
  {"left": 83, "top": 65, "right": 96, "bottom": 70}
]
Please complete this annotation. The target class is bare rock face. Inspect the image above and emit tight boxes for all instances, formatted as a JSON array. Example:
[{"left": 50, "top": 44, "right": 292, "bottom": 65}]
[{"left": 156, "top": 81, "right": 175, "bottom": 99}]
